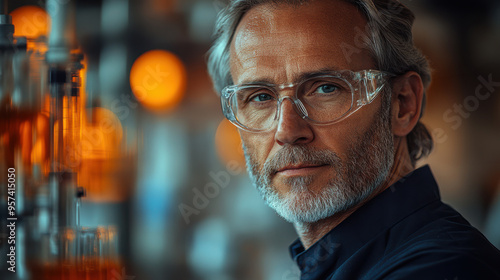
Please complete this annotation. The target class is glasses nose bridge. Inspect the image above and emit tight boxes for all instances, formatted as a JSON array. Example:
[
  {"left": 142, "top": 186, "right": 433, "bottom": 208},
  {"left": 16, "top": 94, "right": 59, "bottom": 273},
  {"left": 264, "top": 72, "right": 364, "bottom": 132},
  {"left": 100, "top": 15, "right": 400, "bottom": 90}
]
[
  {"left": 276, "top": 93, "right": 308, "bottom": 122},
  {"left": 275, "top": 82, "right": 300, "bottom": 118},
  {"left": 275, "top": 82, "right": 296, "bottom": 99}
]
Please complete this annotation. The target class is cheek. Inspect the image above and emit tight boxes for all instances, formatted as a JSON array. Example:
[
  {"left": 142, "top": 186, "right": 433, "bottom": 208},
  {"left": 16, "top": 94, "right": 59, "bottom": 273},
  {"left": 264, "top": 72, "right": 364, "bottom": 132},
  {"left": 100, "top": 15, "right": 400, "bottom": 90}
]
[
  {"left": 240, "top": 132, "right": 274, "bottom": 164},
  {"left": 313, "top": 123, "right": 356, "bottom": 158},
  {"left": 313, "top": 110, "right": 374, "bottom": 159}
]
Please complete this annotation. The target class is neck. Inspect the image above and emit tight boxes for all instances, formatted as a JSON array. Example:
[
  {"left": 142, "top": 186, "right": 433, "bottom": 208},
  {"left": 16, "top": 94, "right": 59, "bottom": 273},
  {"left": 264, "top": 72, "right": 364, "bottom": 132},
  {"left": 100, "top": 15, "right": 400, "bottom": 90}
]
[{"left": 293, "top": 136, "right": 414, "bottom": 249}]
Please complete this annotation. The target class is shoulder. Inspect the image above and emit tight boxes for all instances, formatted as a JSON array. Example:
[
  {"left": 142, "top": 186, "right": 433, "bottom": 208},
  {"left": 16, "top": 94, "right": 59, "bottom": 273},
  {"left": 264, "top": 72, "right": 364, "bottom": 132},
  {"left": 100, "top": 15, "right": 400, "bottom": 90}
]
[
  {"left": 367, "top": 231, "right": 500, "bottom": 280},
  {"left": 365, "top": 203, "right": 500, "bottom": 279},
  {"left": 371, "top": 250, "right": 500, "bottom": 280}
]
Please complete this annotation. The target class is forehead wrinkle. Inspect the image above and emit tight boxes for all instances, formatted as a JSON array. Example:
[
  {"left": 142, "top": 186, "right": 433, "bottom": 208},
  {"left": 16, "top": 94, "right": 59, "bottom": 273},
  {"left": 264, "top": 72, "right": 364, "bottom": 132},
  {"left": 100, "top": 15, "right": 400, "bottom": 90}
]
[
  {"left": 233, "top": 35, "right": 343, "bottom": 82},
  {"left": 232, "top": 0, "right": 370, "bottom": 52},
  {"left": 230, "top": 0, "right": 375, "bottom": 87},
  {"left": 235, "top": 50, "right": 344, "bottom": 85},
  {"left": 238, "top": 66, "right": 343, "bottom": 86},
  {"left": 235, "top": 23, "right": 347, "bottom": 57}
]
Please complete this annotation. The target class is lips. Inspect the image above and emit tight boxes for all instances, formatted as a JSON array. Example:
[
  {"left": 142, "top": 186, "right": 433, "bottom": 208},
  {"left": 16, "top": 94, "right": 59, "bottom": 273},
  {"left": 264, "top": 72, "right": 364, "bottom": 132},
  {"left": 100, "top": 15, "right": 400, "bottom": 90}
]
[{"left": 275, "top": 163, "right": 328, "bottom": 175}]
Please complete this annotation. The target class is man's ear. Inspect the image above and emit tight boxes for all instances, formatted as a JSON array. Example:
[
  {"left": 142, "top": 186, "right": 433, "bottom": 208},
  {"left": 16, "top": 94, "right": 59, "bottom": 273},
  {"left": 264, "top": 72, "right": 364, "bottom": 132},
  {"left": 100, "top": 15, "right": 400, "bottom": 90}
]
[{"left": 391, "top": 71, "right": 424, "bottom": 137}]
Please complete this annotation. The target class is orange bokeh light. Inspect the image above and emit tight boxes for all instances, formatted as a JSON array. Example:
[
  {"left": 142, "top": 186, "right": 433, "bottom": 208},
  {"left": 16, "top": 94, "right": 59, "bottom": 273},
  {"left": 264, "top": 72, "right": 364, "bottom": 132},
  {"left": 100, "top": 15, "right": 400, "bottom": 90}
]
[
  {"left": 215, "top": 119, "right": 246, "bottom": 166},
  {"left": 78, "top": 107, "right": 135, "bottom": 202},
  {"left": 31, "top": 114, "right": 49, "bottom": 168},
  {"left": 81, "top": 107, "right": 123, "bottom": 160},
  {"left": 10, "top": 6, "right": 50, "bottom": 38},
  {"left": 129, "top": 49, "right": 187, "bottom": 111}
]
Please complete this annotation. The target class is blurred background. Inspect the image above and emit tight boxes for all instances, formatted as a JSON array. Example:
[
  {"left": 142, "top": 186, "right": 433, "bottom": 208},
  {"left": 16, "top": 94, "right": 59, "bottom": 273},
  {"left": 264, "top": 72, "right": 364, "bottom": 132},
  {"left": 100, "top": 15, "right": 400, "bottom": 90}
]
[{"left": 0, "top": 0, "right": 499, "bottom": 279}]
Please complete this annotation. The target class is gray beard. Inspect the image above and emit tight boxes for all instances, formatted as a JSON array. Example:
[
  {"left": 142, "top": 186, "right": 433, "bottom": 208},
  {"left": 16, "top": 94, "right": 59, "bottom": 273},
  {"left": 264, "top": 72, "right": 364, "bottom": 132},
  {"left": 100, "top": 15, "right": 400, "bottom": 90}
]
[{"left": 243, "top": 104, "right": 394, "bottom": 224}]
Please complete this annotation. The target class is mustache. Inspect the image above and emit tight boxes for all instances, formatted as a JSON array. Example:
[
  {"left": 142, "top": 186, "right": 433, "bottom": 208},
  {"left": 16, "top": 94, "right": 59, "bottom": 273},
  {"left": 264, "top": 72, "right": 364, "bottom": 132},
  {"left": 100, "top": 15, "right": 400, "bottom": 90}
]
[{"left": 262, "top": 145, "right": 343, "bottom": 176}]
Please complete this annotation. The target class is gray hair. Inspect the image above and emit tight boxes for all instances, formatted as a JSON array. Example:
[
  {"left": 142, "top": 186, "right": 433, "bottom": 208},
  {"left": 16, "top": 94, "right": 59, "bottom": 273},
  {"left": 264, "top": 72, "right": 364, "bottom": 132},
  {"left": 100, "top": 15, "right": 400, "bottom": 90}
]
[{"left": 207, "top": 0, "right": 433, "bottom": 165}]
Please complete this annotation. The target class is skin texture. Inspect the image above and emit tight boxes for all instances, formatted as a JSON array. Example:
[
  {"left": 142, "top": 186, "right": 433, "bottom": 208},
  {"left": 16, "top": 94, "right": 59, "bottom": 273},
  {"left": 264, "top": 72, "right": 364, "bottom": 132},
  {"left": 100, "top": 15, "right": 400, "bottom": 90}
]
[{"left": 229, "top": 0, "right": 424, "bottom": 249}]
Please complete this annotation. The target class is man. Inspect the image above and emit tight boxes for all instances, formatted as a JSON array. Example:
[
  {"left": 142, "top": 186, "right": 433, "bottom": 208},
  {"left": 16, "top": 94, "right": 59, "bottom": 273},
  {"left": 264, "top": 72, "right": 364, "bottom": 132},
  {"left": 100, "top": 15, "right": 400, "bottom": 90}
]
[{"left": 207, "top": 0, "right": 500, "bottom": 279}]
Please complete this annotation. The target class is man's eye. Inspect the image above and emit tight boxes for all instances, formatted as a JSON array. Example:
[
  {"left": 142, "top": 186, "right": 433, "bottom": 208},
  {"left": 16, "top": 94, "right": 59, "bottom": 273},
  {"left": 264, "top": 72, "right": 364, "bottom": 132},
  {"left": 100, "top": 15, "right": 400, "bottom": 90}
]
[
  {"left": 250, "top": 93, "right": 274, "bottom": 102},
  {"left": 316, "top": 84, "right": 339, "bottom": 94}
]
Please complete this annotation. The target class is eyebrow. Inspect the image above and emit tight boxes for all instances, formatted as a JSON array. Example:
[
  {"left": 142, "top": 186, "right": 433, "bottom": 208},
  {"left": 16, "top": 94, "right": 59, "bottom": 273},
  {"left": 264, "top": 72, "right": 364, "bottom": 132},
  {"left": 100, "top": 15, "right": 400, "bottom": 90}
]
[
  {"left": 238, "top": 67, "right": 342, "bottom": 86},
  {"left": 293, "top": 67, "right": 341, "bottom": 83}
]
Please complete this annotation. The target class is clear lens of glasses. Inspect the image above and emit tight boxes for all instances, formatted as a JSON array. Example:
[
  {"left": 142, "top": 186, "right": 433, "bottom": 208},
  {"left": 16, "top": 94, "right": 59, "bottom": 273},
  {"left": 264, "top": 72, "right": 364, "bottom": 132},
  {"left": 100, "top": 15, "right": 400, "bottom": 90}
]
[
  {"left": 222, "top": 70, "right": 391, "bottom": 132},
  {"left": 228, "top": 76, "right": 354, "bottom": 131}
]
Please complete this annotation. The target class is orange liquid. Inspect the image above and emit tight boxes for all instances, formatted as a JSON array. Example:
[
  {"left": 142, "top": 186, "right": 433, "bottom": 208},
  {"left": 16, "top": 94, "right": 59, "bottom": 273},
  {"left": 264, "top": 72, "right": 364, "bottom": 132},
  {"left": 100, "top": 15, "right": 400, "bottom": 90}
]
[{"left": 27, "top": 258, "right": 124, "bottom": 280}]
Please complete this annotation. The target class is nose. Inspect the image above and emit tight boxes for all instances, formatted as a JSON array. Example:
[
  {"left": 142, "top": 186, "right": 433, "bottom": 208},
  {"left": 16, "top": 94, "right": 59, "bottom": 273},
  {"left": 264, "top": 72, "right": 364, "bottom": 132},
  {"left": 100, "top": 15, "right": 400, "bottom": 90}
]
[{"left": 275, "top": 98, "right": 314, "bottom": 145}]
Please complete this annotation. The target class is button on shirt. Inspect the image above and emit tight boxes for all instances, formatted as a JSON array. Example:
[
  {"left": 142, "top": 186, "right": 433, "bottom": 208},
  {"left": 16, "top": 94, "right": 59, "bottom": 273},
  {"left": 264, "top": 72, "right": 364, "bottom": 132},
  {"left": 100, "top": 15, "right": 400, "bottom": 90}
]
[{"left": 289, "top": 166, "right": 500, "bottom": 280}]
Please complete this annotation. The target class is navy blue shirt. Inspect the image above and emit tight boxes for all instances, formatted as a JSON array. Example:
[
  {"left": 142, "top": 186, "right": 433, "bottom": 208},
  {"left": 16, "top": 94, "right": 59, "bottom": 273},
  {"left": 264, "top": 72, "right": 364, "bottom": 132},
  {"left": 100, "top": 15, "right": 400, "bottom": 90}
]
[{"left": 289, "top": 166, "right": 500, "bottom": 279}]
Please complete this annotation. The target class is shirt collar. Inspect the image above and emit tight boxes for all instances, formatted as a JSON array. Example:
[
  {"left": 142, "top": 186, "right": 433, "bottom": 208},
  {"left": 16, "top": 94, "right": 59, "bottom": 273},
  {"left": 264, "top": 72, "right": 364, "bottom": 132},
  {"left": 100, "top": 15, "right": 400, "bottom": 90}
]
[{"left": 289, "top": 165, "right": 440, "bottom": 278}]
